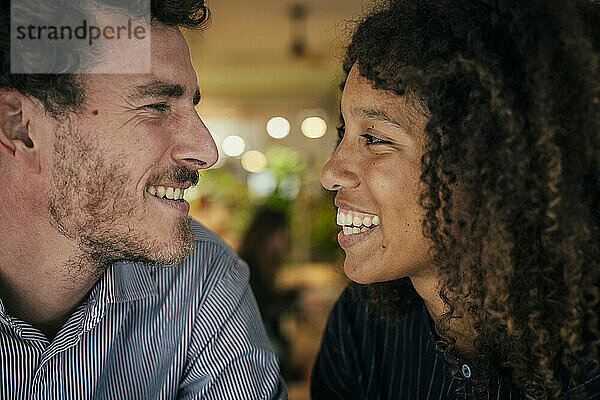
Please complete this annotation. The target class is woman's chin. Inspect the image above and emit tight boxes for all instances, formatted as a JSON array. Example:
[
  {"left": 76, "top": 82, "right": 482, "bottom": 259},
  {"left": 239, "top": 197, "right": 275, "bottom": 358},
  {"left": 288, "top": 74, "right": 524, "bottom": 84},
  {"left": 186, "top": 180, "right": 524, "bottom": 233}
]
[
  {"left": 343, "top": 258, "right": 412, "bottom": 285},
  {"left": 343, "top": 261, "right": 380, "bottom": 284}
]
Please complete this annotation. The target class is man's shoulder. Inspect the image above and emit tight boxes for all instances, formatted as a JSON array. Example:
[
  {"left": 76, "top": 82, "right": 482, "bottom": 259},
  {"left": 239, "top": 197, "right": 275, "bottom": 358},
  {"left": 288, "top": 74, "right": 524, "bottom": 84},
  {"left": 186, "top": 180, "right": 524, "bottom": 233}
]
[
  {"left": 175, "top": 219, "right": 248, "bottom": 286},
  {"left": 183, "top": 219, "right": 241, "bottom": 267},
  {"left": 189, "top": 219, "right": 232, "bottom": 253},
  {"left": 127, "top": 220, "right": 246, "bottom": 297}
]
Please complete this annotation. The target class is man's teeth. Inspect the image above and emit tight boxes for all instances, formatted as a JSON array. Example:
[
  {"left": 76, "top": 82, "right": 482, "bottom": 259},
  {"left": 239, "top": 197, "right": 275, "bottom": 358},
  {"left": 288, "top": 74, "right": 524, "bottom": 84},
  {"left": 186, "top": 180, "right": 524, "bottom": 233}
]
[
  {"left": 147, "top": 185, "right": 186, "bottom": 200},
  {"left": 337, "top": 209, "right": 380, "bottom": 235}
]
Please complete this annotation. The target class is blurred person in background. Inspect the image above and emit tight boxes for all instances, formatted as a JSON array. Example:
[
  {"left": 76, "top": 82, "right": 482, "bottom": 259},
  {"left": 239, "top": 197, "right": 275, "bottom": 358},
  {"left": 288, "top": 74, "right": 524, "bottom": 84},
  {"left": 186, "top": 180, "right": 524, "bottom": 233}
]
[
  {"left": 239, "top": 206, "right": 301, "bottom": 381},
  {"left": 0, "top": 1, "right": 286, "bottom": 398},
  {"left": 311, "top": 0, "right": 600, "bottom": 398}
]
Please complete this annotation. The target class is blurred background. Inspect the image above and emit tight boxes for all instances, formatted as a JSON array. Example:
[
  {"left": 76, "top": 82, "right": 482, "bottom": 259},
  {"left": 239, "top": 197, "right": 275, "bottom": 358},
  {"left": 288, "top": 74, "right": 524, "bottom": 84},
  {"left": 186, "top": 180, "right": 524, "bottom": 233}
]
[{"left": 181, "top": 0, "right": 368, "bottom": 398}]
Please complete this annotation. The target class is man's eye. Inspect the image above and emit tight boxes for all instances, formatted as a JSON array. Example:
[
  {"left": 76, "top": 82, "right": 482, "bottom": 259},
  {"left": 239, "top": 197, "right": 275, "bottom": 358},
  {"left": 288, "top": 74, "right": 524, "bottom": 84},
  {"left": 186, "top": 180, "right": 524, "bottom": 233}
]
[
  {"left": 143, "top": 103, "right": 171, "bottom": 112},
  {"left": 336, "top": 123, "right": 345, "bottom": 147},
  {"left": 360, "top": 133, "right": 389, "bottom": 145}
]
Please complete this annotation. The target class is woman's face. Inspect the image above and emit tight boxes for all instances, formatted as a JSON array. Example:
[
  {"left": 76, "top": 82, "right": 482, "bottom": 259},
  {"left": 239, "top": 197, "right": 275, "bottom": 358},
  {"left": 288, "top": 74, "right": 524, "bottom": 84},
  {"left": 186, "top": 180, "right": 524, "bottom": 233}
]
[{"left": 320, "top": 64, "right": 433, "bottom": 284}]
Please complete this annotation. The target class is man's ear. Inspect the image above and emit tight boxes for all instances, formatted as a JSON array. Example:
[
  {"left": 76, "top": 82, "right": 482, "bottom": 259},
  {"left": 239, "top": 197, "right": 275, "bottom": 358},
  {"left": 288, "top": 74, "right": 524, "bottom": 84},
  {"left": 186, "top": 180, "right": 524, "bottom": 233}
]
[{"left": 0, "top": 92, "right": 40, "bottom": 173}]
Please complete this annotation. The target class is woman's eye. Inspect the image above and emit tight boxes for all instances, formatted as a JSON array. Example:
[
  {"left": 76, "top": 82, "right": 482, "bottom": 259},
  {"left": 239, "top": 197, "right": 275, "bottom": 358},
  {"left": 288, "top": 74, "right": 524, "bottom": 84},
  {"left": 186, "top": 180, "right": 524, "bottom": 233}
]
[
  {"left": 143, "top": 103, "right": 171, "bottom": 112},
  {"left": 360, "top": 133, "right": 389, "bottom": 145}
]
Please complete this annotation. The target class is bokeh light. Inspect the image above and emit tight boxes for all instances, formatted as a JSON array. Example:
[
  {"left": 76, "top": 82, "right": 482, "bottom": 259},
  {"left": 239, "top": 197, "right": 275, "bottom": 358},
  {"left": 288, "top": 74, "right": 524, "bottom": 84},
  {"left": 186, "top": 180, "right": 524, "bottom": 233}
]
[
  {"left": 247, "top": 169, "right": 277, "bottom": 197},
  {"left": 301, "top": 117, "right": 327, "bottom": 138},
  {"left": 241, "top": 150, "right": 268, "bottom": 173},
  {"left": 222, "top": 135, "right": 246, "bottom": 157},
  {"left": 278, "top": 175, "right": 301, "bottom": 200},
  {"left": 266, "top": 117, "right": 291, "bottom": 139}
]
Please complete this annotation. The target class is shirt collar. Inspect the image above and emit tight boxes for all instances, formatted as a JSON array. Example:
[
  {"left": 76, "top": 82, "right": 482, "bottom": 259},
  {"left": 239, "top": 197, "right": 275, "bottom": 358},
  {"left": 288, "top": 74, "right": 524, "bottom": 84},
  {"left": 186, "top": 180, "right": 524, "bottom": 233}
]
[
  {"left": 0, "top": 299, "right": 8, "bottom": 325},
  {"left": 0, "top": 260, "right": 158, "bottom": 311},
  {"left": 0, "top": 261, "right": 158, "bottom": 337},
  {"left": 80, "top": 261, "right": 158, "bottom": 334},
  {"left": 88, "top": 261, "right": 158, "bottom": 306}
]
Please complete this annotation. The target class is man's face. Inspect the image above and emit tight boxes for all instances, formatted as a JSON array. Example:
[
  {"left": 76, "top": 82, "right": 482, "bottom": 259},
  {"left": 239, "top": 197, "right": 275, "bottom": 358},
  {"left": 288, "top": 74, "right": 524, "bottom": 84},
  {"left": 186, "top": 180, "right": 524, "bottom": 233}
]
[{"left": 45, "top": 24, "right": 218, "bottom": 267}]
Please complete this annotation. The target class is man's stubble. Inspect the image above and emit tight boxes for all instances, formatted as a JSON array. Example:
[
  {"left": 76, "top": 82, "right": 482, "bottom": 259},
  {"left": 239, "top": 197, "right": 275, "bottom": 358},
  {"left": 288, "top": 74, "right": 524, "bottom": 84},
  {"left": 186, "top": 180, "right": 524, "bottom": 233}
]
[{"left": 46, "top": 118, "right": 195, "bottom": 281}]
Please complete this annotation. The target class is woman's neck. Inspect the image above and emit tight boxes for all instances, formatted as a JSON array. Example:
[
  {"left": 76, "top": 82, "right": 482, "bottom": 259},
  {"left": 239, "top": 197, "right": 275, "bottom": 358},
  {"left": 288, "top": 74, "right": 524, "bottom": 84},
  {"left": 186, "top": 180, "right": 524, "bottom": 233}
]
[{"left": 410, "top": 275, "right": 478, "bottom": 360}]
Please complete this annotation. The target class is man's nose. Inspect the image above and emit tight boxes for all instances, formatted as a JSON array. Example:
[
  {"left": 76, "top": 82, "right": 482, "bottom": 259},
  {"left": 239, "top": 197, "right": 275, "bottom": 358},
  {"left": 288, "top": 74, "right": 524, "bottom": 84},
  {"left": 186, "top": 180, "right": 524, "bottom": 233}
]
[
  {"left": 319, "top": 138, "right": 359, "bottom": 191},
  {"left": 171, "top": 112, "right": 218, "bottom": 171}
]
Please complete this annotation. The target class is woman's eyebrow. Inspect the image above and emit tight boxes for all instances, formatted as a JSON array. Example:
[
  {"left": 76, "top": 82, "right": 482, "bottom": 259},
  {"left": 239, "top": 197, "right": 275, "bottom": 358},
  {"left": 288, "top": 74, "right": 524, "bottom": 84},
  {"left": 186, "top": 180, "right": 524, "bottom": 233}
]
[{"left": 352, "top": 107, "right": 406, "bottom": 132}]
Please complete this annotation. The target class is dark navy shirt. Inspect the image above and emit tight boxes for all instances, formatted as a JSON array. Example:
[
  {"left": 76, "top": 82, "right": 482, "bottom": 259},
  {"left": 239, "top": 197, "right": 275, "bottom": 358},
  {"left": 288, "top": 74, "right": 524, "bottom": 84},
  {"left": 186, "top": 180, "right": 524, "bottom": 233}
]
[{"left": 311, "top": 285, "right": 600, "bottom": 399}]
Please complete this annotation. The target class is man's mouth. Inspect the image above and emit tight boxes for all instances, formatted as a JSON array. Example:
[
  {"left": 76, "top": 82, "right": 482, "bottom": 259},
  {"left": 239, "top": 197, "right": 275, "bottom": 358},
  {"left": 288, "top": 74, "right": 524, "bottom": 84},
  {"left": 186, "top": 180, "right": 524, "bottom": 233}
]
[
  {"left": 147, "top": 185, "right": 188, "bottom": 201},
  {"left": 336, "top": 208, "right": 380, "bottom": 235}
]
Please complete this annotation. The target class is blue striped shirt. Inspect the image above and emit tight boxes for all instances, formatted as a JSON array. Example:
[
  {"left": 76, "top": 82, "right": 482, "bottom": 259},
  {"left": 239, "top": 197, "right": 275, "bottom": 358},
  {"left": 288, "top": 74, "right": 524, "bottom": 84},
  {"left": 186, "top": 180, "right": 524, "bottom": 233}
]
[{"left": 0, "top": 221, "right": 288, "bottom": 400}]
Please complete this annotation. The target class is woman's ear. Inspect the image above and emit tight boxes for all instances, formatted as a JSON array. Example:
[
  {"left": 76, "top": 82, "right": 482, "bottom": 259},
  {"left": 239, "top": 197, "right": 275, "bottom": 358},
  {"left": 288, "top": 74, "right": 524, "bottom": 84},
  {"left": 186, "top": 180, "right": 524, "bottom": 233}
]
[{"left": 0, "top": 92, "right": 41, "bottom": 173}]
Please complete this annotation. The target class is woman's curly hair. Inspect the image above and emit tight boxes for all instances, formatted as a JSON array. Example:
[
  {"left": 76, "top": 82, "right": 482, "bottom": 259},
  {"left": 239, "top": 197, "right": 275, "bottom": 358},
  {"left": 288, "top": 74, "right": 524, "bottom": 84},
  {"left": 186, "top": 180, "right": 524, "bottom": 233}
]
[{"left": 344, "top": 0, "right": 600, "bottom": 398}]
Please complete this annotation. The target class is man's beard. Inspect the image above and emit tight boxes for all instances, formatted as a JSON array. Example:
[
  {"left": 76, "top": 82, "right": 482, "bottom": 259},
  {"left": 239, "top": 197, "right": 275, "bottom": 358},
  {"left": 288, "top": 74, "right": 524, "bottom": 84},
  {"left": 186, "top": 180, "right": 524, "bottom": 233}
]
[{"left": 47, "top": 119, "right": 197, "bottom": 278}]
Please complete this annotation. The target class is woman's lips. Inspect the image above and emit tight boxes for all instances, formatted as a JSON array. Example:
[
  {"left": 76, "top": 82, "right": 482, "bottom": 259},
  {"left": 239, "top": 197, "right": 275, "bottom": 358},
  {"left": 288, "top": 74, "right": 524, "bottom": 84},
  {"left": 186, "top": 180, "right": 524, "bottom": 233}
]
[
  {"left": 334, "top": 206, "right": 381, "bottom": 249},
  {"left": 337, "top": 226, "right": 377, "bottom": 248},
  {"left": 336, "top": 207, "right": 380, "bottom": 227}
]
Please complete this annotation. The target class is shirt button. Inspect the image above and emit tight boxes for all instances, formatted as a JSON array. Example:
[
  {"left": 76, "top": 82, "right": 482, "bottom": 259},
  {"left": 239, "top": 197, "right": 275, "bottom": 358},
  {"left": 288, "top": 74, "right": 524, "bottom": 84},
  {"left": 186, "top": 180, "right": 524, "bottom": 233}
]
[{"left": 461, "top": 364, "right": 472, "bottom": 379}]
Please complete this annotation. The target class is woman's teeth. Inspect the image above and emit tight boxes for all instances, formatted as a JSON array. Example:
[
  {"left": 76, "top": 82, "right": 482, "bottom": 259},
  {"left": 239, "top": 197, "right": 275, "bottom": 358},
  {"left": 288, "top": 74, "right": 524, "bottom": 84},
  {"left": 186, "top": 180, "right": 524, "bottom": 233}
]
[
  {"left": 147, "top": 185, "right": 186, "bottom": 201},
  {"left": 337, "top": 209, "right": 380, "bottom": 235}
]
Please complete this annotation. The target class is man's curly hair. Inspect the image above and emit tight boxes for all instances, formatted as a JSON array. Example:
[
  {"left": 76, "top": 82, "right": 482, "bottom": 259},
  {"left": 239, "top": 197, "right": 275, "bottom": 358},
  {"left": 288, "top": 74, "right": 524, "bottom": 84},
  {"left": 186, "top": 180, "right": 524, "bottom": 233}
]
[
  {"left": 0, "top": 0, "right": 210, "bottom": 118},
  {"left": 344, "top": 0, "right": 600, "bottom": 398}
]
